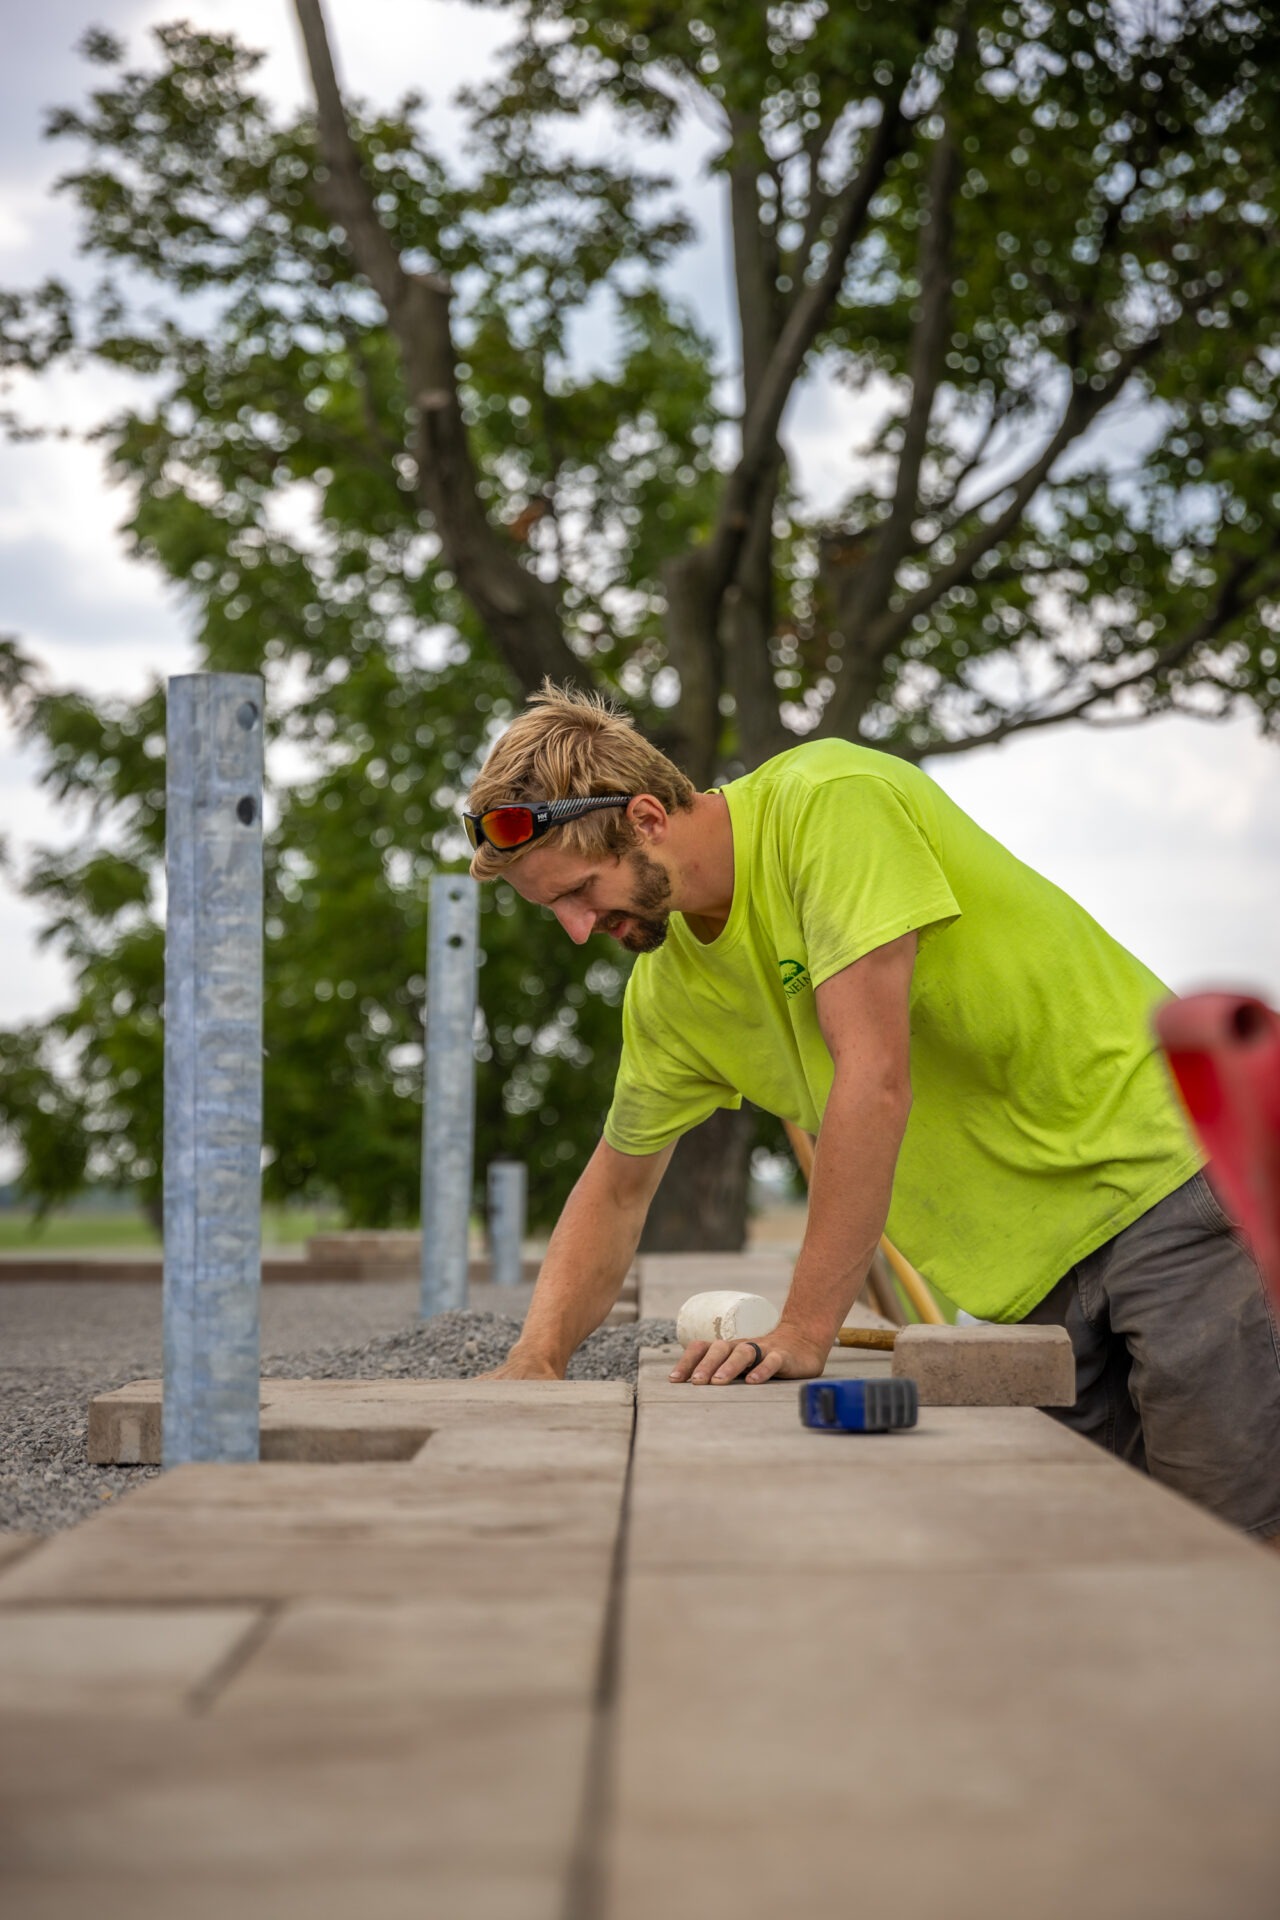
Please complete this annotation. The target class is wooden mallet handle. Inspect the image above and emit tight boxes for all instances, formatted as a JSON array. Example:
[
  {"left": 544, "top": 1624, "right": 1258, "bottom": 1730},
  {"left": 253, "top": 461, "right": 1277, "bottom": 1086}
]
[{"left": 835, "top": 1327, "right": 897, "bottom": 1351}]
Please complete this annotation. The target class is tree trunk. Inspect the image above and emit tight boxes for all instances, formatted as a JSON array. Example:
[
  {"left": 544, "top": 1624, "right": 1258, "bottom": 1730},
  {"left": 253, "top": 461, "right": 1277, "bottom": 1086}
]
[{"left": 640, "top": 1106, "right": 757, "bottom": 1253}]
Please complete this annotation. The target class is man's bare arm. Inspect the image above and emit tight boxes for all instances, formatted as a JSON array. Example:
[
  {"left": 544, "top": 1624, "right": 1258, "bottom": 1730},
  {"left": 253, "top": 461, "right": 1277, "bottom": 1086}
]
[
  {"left": 671, "top": 931, "right": 917, "bottom": 1385},
  {"left": 487, "top": 1137, "right": 674, "bottom": 1379}
]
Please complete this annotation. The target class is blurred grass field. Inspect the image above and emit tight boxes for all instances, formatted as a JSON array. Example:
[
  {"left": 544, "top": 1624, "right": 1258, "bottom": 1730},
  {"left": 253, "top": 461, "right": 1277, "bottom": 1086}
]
[{"left": 0, "top": 1206, "right": 342, "bottom": 1252}]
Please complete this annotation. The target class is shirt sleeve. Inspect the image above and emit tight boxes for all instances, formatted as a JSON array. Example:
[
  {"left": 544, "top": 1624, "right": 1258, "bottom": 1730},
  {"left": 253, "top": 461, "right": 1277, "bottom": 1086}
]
[
  {"left": 789, "top": 774, "right": 961, "bottom": 990},
  {"left": 603, "top": 974, "right": 743, "bottom": 1156}
]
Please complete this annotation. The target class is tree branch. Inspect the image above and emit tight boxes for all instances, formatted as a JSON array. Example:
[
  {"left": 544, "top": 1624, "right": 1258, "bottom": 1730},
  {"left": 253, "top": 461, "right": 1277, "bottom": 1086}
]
[
  {"left": 293, "top": 0, "right": 405, "bottom": 308},
  {"left": 793, "top": 112, "right": 841, "bottom": 275},
  {"left": 292, "top": 0, "right": 579, "bottom": 694},
  {"left": 923, "top": 390, "right": 1017, "bottom": 529},
  {"left": 911, "top": 551, "right": 1267, "bottom": 760},
  {"left": 823, "top": 331, "right": 1164, "bottom": 737},
  {"left": 702, "top": 97, "right": 908, "bottom": 602},
  {"left": 728, "top": 112, "right": 780, "bottom": 401},
  {"left": 838, "top": 121, "right": 960, "bottom": 631}
]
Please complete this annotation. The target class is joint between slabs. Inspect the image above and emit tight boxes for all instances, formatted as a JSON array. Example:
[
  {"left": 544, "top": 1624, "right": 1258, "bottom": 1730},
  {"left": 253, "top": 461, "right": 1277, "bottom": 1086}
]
[
  {"left": 185, "top": 1599, "right": 283, "bottom": 1717},
  {"left": 562, "top": 1385, "right": 638, "bottom": 1920}
]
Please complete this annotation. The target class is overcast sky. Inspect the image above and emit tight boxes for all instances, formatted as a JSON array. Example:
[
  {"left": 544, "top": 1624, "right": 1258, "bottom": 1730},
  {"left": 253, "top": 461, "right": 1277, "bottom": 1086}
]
[{"left": 1, "top": 0, "right": 1277, "bottom": 1030}]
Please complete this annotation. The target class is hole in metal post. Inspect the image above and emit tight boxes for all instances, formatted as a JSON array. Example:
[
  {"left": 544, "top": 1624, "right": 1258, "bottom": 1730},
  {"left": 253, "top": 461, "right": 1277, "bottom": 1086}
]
[
  {"left": 236, "top": 796, "right": 258, "bottom": 826},
  {"left": 447, "top": 934, "right": 463, "bottom": 948},
  {"left": 236, "top": 701, "right": 259, "bottom": 730}
]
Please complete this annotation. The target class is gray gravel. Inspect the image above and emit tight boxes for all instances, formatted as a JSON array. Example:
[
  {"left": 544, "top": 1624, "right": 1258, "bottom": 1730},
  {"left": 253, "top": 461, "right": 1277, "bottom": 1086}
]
[
  {"left": 0, "top": 1289, "right": 674, "bottom": 1538},
  {"left": 0, "top": 1362, "right": 163, "bottom": 1538},
  {"left": 262, "top": 1311, "right": 676, "bottom": 1382}
]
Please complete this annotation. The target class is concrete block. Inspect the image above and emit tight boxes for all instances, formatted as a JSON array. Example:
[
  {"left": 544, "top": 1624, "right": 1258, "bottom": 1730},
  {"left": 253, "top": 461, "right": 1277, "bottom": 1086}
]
[
  {"left": 606, "top": 1563, "right": 1280, "bottom": 1920},
  {"left": 0, "top": 1463, "right": 625, "bottom": 1607},
  {"left": 0, "top": 1700, "right": 592, "bottom": 1920},
  {"left": 0, "top": 1533, "right": 41, "bottom": 1571},
  {"left": 891, "top": 1322, "right": 1075, "bottom": 1405},
  {"left": 88, "top": 1376, "right": 632, "bottom": 1466},
  {"left": 0, "top": 1606, "right": 259, "bottom": 1715},
  {"left": 88, "top": 1382, "right": 431, "bottom": 1466},
  {"left": 213, "top": 1595, "right": 605, "bottom": 1714},
  {"left": 633, "top": 1402, "right": 1098, "bottom": 1468},
  {"left": 307, "top": 1231, "right": 421, "bottom": 1274},
  {"left": 420, "top": 1421, "right": 632, "bottom": 1477},
  {"left": 625, "top": 1456, "right": 1255, "bottom": 1575}
]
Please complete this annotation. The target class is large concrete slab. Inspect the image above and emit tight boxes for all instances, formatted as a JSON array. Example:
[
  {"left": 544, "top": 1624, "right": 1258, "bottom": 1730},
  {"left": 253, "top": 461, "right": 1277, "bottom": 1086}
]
[
  {"left": 15, "top": 1263, "right": 1277, "bottom": 1920},
  {"left": 0, "top": 1462, "right": 626, "bottom": 1607},
  {"left": 421, "top": 1419, "right": 632, "bottom": 1477},
  {"left": 88, "top": 1375, "right": 631, "bottom": 1465},
  {"left": 607, "top": 1562, "right": 1280, "bottom": 1920},
  {"left": 632, "top": 1398, "right": 1101, "bottom": 1466},
  {"left": 213, "top": 1595, "right": 606, "bottom": 1715},
  {"left": 0, "top": 1380, "right": 634, "bottom": 1919},
  {"left": 606, "top": 1327, "right": 1280, "bottom": 1920},
  {"left": 627, "top": 1454, "right": 1257, "bottom": 1573},
  {"left": 0, "top": 1607, "right": 261, "bottom": 1715},
  {"left": 0, "top": 1701, "right": 593, "bottom": 1920}
]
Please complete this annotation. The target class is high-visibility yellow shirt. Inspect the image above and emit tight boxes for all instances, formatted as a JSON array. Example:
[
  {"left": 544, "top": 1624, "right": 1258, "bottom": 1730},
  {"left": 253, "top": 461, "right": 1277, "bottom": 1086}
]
[{"left": 603, "top": 739, "right": 1201, "bottom": 1321}]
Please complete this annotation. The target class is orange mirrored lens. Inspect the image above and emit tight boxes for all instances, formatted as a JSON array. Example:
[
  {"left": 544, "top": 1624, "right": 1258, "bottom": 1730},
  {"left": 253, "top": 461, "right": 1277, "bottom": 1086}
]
[{"left": 482, "top": 806, "right": 536, "bottom": 849}]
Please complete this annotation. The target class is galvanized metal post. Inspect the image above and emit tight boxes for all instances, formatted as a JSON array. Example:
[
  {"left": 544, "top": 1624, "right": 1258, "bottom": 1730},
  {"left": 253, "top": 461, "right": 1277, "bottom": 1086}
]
[
  {"left": 420, "top": 873, "right": 479, "bottom": 1318},
  {"left": 488, "top": 1159, "right": 527, "bottom": 1287},
  {"left": 162, "top": 673, "right": 264, "bottom": 1468}
]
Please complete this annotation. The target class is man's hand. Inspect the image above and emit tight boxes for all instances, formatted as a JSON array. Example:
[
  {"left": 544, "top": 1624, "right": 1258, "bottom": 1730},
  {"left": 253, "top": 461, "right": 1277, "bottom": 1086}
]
[
  {"left": 667, "top": 1322, "right": 830, "bottom": 1386},
  {"left": 479, "top": 1347, "right": 564, "bottom": 1382}
]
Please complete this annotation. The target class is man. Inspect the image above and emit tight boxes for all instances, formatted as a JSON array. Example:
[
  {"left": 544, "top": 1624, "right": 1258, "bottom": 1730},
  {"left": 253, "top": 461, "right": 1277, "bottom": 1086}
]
[{"left": 464, "top": 683, "right": 1280, "bottom": 1540}]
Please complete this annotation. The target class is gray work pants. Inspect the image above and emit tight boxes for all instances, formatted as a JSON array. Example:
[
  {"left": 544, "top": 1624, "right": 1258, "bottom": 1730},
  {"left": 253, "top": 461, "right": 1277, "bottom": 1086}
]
[{"left": 1023, "top": 1172, "right": 1280, "bottom": 1538}]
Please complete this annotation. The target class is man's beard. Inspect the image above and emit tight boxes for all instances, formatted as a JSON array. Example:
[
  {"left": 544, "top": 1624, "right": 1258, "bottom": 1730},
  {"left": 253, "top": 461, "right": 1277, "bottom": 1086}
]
[{"left": 601, "top": 848, "right": 672, "bottom": 954}]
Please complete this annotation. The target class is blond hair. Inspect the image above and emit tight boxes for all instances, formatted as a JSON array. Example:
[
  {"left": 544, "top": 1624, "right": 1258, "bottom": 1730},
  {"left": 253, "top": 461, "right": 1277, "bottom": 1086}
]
[{"left": 467, "top": 681, "right": 696, "bottom": 878}]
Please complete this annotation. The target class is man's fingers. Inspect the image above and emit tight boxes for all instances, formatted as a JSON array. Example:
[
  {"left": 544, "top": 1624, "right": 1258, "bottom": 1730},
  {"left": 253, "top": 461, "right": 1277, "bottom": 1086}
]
[
  {"left": 748, "top": 1347, "right": 785, "bottom": 1383},
  {"left": 669, "top": 1339, "right": 712, "bottom": 1382},
  {"left": 688, "top": 1339, "right": 737, "bottom": 1384},
  {"left": 711, "top": 1339, "right": 767, "bottom": 1384},
  {"left": 675, "top": 1334, "right": 795, "bottom": 1385}
]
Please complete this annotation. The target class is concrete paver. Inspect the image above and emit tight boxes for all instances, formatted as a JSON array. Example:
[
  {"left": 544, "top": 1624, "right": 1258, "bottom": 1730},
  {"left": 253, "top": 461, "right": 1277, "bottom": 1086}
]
[
  {"left": 0, "top": 1701, "right": 592, "bottom": 1920},
  {"left": 212, "top": 1595, "right": 606, "bottom": 1714},
  {"left": 892, "top": 1320, "right": 1076, "bottom": 1403},
  {"left": 0, "top": 1381, "right": 634, "bottom": 1919},
  {"left": 626, "top": 1453, "right": 1256, "bottom": 1573},
  {"left": 0, "top": 1532, "right": 41, "bottom": 1570},
  {"left": 7, "top": 1268, "right": 1280, "bottom": 1919},
  {"left": 606, "top": 1337, "right": 1280, "bottom": 1920},
  {"left": 88, "top": 1375, "right": 631, "bottom": 1465},
  {"left": 635, "top": 1343, "right": 1147, "bottom": 1472},
  {"left": 0, "top": 1606, "right": 261, "bottom": 1715},
  {"left": 608, "top": 1562, "right": 1280, "bottom": 1920},
  {"left": 632, "top": 1397, "right": 1101, "bottom": 1466},
  {"left": 0, "top": 1460, "right": 626, "bottom": 1607}
]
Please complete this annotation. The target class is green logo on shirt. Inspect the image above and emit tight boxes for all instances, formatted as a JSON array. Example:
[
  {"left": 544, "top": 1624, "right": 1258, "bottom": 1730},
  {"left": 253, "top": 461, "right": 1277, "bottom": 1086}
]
[{"left": 779, "top": 958, "right": 810, "bottom": 999}]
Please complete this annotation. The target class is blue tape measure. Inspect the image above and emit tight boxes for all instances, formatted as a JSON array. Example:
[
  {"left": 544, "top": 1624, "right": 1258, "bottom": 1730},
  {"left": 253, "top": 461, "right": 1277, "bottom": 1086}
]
[{"left": 799, "top": 1378, "right": 919, "bottom": 1432}]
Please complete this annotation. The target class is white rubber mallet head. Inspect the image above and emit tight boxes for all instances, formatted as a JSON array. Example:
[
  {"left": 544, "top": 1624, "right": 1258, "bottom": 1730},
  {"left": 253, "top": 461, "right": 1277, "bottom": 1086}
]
[{"left": 675, "top": 1290, "right": 780, "bottom": 1348}]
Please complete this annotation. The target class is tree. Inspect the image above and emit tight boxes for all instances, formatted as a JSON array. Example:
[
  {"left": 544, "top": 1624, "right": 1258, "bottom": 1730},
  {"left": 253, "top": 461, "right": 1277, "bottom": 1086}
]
[{"left": 2, "top": 3, "right": 1278, "bottom": 1244}]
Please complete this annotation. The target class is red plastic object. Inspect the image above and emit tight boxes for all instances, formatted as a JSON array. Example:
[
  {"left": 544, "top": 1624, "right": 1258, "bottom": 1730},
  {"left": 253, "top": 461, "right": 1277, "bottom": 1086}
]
[{"left": 1154, "top": 993, "right": 1280, "bottom": 1305}]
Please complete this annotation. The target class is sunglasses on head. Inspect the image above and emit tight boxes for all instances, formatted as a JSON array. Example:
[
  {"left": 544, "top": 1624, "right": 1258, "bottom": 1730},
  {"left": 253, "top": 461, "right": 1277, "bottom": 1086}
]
[{"left": 462, "top": 794, "right": 634, "bottom": 853}]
